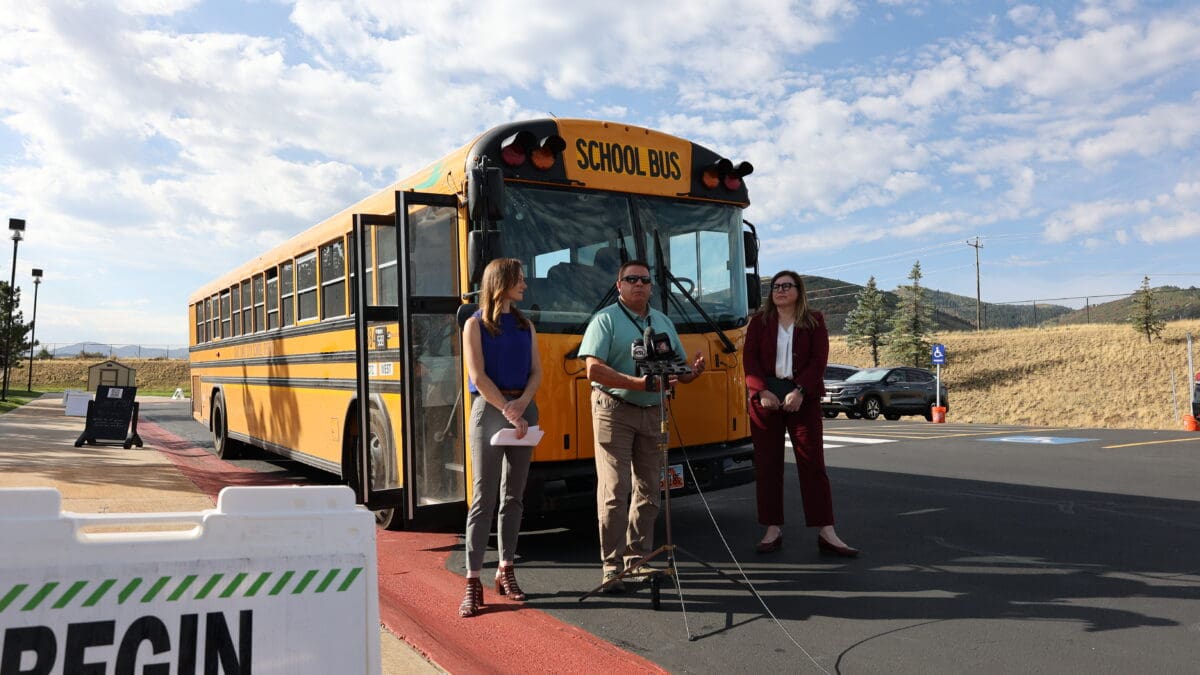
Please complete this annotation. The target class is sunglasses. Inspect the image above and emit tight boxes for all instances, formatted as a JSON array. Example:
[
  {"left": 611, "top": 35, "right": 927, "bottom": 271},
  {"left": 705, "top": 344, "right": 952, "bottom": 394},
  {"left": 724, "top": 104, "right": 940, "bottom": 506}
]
[
  {"left": 621, "top": 275, "right": 653, "bottom": 285},
  {"left": 772, "top": 282, "right": 797, "bottom": 292}
]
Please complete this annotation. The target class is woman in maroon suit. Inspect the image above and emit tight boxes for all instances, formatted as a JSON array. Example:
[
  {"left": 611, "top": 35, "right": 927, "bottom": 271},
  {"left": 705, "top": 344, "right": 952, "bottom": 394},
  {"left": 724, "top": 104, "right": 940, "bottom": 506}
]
[{"left": 745, "top": 270, "right": 857, "bottom": 557}]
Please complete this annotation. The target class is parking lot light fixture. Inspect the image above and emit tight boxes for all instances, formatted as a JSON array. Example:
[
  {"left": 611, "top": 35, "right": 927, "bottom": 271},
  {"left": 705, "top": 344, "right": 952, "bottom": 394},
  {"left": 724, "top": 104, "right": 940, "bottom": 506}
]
[
  {"left": 27, "top": 268, "right": 42, "bottom": 392},
  {"left": 1, "top": 218, "right": 25, "bottom": 401}
]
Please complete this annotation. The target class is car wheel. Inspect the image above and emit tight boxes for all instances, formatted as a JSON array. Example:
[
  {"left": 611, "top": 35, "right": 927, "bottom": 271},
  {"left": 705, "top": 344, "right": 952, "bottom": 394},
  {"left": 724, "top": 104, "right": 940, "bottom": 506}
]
[
  {"left": 883, "top": 413, "right": 901, "bottom": 421},
  {"left": 862, "top": 397, "right": 882, "bottom": 420},
  {"left": 823, "top": 410, "right": 838, "bottom": 419},
  {"left": 923, "top": 407, "right": 934, "bottom": 421}
]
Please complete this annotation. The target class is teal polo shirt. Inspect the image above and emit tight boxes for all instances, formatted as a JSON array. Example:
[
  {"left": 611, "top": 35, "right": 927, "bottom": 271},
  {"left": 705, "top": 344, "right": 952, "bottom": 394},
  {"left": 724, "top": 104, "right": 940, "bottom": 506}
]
[{"left": 578, "top": 300, "right": 685, "bottom": 407}]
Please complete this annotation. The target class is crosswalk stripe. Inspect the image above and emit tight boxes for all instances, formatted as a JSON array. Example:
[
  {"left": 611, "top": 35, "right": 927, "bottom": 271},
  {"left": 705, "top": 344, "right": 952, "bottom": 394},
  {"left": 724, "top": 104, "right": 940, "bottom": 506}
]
[{"left": 823, "top": 435, "right": 895, "bottom": 445}]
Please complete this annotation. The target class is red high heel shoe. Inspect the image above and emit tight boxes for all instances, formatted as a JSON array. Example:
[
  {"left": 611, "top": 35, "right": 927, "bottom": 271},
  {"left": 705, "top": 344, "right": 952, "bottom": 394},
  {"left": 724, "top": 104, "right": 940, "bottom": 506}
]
[
  {"left": 458, "top": 578, "right": 484, "bottom": 617},
  {"left": 817, "top": 534, "right": 859, "bottom": 558},
  {"left": 756, "top": 532, "right": 783, "bottom": 554},
  {"left": 495, "top": 565, "right": 526, "bottom": 601}
]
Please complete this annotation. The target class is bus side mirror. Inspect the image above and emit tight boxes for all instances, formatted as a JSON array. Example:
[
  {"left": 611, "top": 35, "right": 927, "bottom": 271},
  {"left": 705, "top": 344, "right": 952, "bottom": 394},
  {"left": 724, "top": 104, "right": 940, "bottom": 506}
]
[
  {"left": 468, "top": 166, "right": 505, "bottom": 222},
  {"left": 743, "top": 231, "right": 758, "bottom": 268},
  {"left": 747, "top": 273, "right": 761, "bottom": 310},
  {"left": 468, "top": 230, "right": 502, "bottom": 285}
]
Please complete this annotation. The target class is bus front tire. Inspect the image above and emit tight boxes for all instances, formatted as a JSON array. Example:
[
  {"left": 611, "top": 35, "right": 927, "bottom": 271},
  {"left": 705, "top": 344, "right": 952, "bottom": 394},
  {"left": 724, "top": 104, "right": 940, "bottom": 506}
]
[
  {"left": 348, "top": 407, "right": 403, "bottom": 531},
  {"left": 211, "top": 392, "right": 241, "bottom": 460}
]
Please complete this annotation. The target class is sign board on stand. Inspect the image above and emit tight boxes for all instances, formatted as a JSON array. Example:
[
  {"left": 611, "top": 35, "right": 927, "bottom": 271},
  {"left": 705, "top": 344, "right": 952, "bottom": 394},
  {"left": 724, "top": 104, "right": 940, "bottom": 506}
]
[
  {"left": 0, "top": 486, "right": 380, "bottom": 675},
  {"left": 74, "top": 385, "right": 142, "bottom": 449}
]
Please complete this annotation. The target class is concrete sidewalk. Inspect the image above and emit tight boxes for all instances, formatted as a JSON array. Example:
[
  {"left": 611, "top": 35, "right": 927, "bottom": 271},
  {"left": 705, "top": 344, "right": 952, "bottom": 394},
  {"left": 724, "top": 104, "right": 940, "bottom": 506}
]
[{"left": 0, "top": 394, "right": 444, "bottom": 675}]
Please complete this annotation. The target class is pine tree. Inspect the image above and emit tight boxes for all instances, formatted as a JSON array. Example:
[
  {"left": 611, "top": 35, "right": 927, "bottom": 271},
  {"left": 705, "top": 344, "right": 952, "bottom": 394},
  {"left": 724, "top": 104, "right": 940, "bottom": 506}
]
[
  {"left": 1130, "top": 276, "right": 1165, "bottom": 344},
  {"left": 0, "top": 282, "right": 34, "bottom": 375},
  {"left": 884, "top": 261, "right": 935, "bottom": 367},
  {"left": 844, "top": 276, "right": 889, "bottom": 366}
]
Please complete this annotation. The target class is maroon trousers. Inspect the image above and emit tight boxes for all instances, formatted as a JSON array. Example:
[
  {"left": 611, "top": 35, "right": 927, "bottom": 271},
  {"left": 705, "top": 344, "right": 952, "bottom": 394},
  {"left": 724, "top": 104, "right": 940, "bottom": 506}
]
[{"left": 749, "top": 397, "right": 834, "bottom": 527}]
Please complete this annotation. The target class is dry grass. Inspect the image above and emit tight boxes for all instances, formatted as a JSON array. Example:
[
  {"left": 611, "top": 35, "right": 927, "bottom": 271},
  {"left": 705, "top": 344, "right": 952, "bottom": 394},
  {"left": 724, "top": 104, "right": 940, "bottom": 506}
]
[
  {"left": 23, "top": 358, "right": 189, "bottom": 394},
  {"left": 829, "top": 320, "right": 1200, "bottom": 430}
]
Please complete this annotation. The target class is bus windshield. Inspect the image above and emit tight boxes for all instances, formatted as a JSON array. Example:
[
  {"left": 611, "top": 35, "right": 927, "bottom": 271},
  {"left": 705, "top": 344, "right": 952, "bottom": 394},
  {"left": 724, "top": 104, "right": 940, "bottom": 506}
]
[{"left": 503, "top": 185, "right": 749, "bottom": 333}]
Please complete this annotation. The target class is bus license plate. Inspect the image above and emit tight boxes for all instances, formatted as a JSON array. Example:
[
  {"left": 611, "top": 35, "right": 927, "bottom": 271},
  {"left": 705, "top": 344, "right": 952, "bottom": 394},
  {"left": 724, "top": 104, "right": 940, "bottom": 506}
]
[{"left": 661, "top": 464, "right": 685, "bottom": 490}]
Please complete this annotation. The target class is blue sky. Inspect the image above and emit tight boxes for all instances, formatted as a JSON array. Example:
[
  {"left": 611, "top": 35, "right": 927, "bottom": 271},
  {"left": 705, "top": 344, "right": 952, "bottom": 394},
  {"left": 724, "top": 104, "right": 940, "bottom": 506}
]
[{"left": 1, "top": 0, "right": 1197, "bottom": 347}]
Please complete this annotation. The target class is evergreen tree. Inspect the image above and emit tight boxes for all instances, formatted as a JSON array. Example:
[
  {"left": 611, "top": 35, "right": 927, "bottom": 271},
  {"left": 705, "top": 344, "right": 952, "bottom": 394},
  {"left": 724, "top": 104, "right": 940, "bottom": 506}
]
[
  {"left": 844, "top": 276, "right": 889, "bottom": 366},
  {"left": 0, "top": 282, "right": 34, "bottom": 375},
  {"left": 884, "top": 261, "right": 935, "bottom": 367},
  {"left": 1130, "top": 276, "right": 1165, "bottom": 343}
]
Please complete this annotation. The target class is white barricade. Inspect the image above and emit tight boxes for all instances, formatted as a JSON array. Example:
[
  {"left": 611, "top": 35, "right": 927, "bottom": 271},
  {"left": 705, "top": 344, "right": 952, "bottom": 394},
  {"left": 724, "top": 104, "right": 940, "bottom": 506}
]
[
  {"left": 63, "top": 390, "right": 92, "bottom": 417},
  {"left": 0, "top": 486, "right": 380, "bottom": 675}
]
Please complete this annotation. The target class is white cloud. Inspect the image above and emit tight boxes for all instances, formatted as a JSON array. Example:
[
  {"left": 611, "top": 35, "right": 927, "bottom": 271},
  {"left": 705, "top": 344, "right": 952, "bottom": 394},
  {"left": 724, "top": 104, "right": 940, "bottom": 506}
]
[{"left": 1136, "top": 212, "right": 1200, "bottom": 243}]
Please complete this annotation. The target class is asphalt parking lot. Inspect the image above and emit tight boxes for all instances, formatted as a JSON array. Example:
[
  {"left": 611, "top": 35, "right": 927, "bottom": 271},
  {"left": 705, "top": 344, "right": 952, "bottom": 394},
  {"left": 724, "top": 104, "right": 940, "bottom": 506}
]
[{"left": 143, "top": 403, "right": 1200, "bottom": 674}]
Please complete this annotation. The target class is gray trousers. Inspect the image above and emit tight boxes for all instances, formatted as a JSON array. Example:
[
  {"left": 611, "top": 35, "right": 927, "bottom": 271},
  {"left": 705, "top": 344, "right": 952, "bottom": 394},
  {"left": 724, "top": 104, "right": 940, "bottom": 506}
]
[{"left": 464, "top": 394, "right": 538, "bottom": 572}]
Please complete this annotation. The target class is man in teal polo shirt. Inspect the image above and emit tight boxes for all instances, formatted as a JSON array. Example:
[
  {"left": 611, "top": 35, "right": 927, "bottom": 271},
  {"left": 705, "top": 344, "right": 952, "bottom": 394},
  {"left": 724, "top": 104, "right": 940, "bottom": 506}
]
[{"left": 578, "top": 259, "right": 705, "bottom": 592}]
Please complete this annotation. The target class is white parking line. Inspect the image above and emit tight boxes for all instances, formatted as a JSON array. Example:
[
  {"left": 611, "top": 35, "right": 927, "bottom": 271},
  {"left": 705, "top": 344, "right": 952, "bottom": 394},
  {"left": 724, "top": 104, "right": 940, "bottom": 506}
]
[{"left": 823, "top": 435, "right": 896, "bottom": 445}]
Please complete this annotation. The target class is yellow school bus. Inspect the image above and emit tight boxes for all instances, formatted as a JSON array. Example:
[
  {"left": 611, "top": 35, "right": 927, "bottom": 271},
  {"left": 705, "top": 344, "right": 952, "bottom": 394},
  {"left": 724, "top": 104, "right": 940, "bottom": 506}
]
[{"left": 188, "top": 119, "right": 762, "bottom": 528}]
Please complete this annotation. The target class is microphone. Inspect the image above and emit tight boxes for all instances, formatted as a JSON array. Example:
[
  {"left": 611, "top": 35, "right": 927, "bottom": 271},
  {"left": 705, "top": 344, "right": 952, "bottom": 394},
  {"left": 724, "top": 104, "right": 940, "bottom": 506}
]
[{"left": 643, "top": 324, "right": 656, "bottom": 392}]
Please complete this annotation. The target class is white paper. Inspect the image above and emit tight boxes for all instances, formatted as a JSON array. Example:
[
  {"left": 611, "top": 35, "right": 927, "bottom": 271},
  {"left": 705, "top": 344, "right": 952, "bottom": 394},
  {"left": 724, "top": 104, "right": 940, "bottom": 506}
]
[{"left": 490, "top": 425, "right": 544, "bottom": 447}]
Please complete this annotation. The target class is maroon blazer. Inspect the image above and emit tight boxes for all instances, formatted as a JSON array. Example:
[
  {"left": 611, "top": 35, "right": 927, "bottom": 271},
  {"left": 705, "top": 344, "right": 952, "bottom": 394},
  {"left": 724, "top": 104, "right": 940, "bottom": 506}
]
[{"left": 744, "top": 311, "right": 829, "bottom": 400}]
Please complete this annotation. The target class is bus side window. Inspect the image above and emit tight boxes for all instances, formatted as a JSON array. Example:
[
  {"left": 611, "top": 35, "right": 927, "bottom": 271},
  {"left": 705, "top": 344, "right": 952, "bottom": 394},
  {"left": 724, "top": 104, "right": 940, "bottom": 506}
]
[
  {"left": 254, "top": 273, "right": 265, "bottom": 331},
  {"left": 241, "top": 279, "right": 252, "bottom": 334},
  {"left": 220, "top": 290, "right": 231, "bottom": 338},
  {"left": 231, "top": 283, "right": 241, "bottom": 337},
  {"left": 296, "top": 251, "right": 317, "bottom": 322},
  {"left": 210, "top": 295, "right": 219, "bottom": 340},
  {"left": 280, "top": 261, "right": 295, "bottom": 326},
  {"left": 266, "top": 268, "right": 278, "bottom": 329},
  {"left": 321, "top": 238, "right": 346, "bottom": 320}
]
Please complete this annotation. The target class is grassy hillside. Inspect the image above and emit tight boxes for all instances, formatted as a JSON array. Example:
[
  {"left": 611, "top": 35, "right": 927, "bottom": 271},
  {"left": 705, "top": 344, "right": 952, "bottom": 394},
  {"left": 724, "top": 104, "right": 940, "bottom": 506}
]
[
  {"left": 829, "top": 320, "right": 1200, "bottom": 430},
  {"left": 1044, "top": 286, "right": 1200, "bottom": 326},
  {"left": 785, "top": 276, "right": 1073, "bottom": 333}
]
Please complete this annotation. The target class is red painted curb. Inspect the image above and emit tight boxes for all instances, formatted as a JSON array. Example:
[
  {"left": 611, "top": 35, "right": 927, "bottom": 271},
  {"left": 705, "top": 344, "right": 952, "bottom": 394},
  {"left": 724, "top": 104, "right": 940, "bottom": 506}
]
[{"left": 138, "top": 421, "right": 665, "bottom": 675}]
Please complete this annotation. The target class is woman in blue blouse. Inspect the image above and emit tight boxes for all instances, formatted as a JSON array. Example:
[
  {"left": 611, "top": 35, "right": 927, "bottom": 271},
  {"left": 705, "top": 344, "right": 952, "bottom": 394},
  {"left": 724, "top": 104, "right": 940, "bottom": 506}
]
[{"left": 458, "top": 258, "right": 543, "bottom": 617}]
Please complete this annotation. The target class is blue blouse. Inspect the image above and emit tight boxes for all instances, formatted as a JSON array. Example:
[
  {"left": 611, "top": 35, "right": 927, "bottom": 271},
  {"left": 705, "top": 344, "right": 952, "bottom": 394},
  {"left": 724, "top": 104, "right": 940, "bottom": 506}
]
[{"left": 468, "top": 311, "right": 532, "bottom": 393}]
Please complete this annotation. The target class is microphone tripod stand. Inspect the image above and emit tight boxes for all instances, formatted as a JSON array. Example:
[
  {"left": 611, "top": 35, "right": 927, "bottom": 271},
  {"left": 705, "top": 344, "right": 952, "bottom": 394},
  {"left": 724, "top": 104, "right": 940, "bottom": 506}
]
[{"left": 578, "top": 360, "right": 744, "bottom": 641}]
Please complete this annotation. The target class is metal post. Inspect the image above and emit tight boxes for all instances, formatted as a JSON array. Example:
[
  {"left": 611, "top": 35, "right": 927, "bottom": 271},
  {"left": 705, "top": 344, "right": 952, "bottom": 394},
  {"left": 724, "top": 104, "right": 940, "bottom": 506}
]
[
  {"left": 1, "top": 219, "right": 25, "bottom": 401},
  {"left": 26, "top": 270, "right": 41, "bottom": 392},
  {"left": 1188, "top": 333, "right": 1195, "bottom": 415}
]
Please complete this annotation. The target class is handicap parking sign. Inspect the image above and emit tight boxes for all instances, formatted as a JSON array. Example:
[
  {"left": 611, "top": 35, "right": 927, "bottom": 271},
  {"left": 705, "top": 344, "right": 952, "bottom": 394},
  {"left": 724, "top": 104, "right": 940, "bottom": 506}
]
[{"left": 931, "top": 343, "right": 946, "bottom": 365}]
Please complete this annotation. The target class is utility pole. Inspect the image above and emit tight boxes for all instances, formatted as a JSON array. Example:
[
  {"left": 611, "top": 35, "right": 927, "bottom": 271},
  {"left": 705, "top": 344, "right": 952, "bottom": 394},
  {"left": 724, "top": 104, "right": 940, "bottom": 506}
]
[{"left": 967, "top": 236, "right": 983, "bottom": 330}]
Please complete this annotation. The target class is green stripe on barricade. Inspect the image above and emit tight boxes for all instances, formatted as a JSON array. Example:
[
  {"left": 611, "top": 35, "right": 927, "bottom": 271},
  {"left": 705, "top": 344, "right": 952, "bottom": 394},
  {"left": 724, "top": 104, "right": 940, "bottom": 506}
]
[
  {"left": 168, "top": 575, "right": 198, "bottom": 601},
  {"left": 0, "top": 584, "right": 27, "bottom": 612},
  {"left": 195, "top": 574, "right": 223, "bottom": 599},
  {"left": 0, "top": 566, "right": 364, "bottom": 610},
  {"left": 22, "top": 582, "right": 58, "bottom": 611},
  {"left": 245, "top": 571, "right": 272, "bottom": 597},
  {"left": 52, "top": 580, "right": 88, "bottom": 609}
]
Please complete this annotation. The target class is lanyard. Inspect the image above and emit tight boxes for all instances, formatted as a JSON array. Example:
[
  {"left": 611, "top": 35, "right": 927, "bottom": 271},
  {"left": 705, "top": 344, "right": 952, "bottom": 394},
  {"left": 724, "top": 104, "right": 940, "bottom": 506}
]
[{"left": 617, "top": 301, "right": 652, "bottom": 333}]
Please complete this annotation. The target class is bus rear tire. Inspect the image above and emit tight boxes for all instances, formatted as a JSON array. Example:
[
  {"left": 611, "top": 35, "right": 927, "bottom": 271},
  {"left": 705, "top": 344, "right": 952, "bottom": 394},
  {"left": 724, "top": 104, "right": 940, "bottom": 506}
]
[{"left": 211, "top": 392, "right": 241, "bottom": 460}]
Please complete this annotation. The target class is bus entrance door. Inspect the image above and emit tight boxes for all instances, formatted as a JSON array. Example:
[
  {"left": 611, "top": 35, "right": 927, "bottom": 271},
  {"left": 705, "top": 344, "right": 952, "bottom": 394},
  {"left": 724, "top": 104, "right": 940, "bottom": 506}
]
[{"left": 351, "top": 193, "right": 467, "bottom": 529}]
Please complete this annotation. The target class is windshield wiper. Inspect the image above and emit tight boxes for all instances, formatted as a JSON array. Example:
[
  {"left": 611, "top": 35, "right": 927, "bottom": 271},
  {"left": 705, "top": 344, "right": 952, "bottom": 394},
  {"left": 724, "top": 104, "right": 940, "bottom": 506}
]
[{"left": 651, "top": 230, "right": 737, "bottom": 354}]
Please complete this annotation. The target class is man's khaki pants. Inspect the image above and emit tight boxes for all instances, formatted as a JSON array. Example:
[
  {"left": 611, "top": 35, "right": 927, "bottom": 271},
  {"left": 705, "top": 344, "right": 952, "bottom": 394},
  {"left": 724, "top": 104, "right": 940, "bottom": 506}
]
[{"left": 591, "top": 388, "right": 663, "bottom": 573}]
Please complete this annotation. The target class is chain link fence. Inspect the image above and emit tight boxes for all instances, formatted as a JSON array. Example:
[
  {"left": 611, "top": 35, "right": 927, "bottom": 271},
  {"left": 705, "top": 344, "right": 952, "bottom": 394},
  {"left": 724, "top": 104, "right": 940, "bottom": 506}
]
[{"left": 33, "top": 343, "right": 188, "bottom": 360}]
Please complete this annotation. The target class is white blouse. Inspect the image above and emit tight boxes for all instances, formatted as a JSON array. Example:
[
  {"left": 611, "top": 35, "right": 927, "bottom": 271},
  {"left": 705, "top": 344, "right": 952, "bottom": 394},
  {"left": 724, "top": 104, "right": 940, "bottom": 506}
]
[{"left": 775, "top": 322, "right": 793, "bottom": 378}]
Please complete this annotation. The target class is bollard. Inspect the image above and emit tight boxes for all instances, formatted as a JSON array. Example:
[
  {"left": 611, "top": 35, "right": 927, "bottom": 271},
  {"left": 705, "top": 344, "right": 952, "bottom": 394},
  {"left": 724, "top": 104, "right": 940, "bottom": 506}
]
[
  {"left": 1185, "top": 414, "right": 1198, "bottom": 431},
  {"left": 931, "top": 406, "right": 947, "bottom": 424}
]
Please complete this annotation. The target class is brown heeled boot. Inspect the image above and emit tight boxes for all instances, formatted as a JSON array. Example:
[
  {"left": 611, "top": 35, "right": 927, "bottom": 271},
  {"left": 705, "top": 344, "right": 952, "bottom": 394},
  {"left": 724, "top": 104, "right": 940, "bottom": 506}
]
[
  {"left": 458, "top": 577, "right": 484, "bottom": 617},
  {"left": 495, "top": 565, "right": 526, "bottom": 602}
]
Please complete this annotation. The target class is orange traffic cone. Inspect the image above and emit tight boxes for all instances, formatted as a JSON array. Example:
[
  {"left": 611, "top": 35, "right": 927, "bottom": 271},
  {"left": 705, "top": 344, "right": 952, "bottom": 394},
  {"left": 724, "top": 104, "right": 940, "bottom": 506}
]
[{"left": 1184, "top": 414, "right": 1198, "bottom": 431}]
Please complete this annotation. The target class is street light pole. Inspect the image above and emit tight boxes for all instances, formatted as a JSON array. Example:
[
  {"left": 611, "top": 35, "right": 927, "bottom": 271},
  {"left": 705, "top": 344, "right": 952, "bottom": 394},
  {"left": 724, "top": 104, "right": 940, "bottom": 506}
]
[
  {"left": 26, "top": 268, "right": 42, "bottom": 393},
  {"left": 1, "top": 218, "right": 25, "bottom": 402}
]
